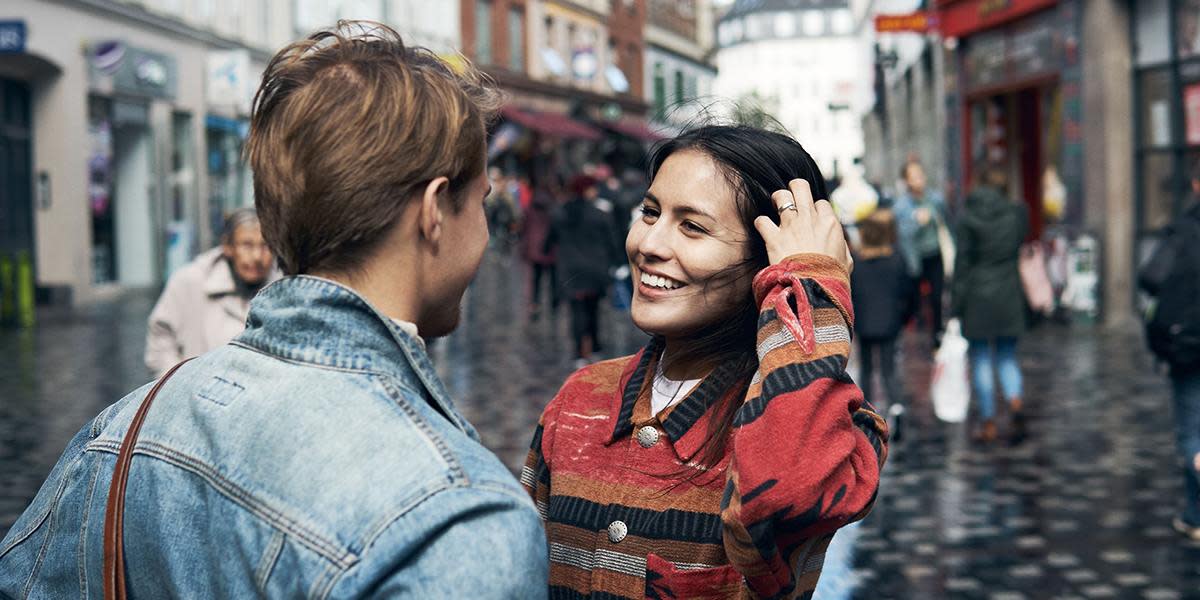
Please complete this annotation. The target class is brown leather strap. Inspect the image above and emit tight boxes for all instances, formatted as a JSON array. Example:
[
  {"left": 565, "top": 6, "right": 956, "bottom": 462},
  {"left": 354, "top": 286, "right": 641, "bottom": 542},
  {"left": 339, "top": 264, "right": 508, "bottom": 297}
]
[{"left": 103, "top": 359, "right": 193, "bottom": 600}]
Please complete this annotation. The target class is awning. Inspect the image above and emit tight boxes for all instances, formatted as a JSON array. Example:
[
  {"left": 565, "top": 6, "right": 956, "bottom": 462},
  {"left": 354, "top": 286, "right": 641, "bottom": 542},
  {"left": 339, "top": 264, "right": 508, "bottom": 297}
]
[
  {"left": 599, "top": 118, "right": 669, "bottom": 143},
  {"left": 500, "top": 106, "right": 602, "bottom": 140}
]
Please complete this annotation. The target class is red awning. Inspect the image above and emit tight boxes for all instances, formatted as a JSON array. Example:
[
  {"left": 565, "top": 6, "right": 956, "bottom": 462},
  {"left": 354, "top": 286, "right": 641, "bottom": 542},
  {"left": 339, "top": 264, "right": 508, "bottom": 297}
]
[
  {"left": 600, "top": 118, "right": 668, "bottom": 143},
  {"left": 500, "top": 106, "right": 602, "bottom": 140}
]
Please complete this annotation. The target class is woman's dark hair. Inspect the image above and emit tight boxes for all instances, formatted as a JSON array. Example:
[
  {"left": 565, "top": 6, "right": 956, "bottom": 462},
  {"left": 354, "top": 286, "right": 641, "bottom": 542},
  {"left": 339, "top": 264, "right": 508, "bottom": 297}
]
[{"left": 646, "top": 124, "right": 827, "bottom": 477}]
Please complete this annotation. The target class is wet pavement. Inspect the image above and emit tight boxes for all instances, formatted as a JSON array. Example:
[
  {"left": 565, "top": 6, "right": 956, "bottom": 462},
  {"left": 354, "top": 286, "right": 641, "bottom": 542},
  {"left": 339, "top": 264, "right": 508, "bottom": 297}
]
[{"left": 1, "top": 250, "right": 1198, "bottom": 598}]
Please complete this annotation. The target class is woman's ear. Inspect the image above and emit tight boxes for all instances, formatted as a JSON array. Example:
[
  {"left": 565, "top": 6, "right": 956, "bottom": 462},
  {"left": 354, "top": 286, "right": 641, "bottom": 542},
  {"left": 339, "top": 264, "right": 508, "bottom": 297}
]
[{"left": 418, "top": 176, "right": 451, "bottom": 243}]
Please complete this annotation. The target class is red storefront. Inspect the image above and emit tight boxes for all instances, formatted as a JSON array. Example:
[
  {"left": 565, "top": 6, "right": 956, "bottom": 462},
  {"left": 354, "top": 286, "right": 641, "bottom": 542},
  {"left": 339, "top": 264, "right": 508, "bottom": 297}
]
[{"left": 937, "top": 0, "right": 1084, "bottom": 240}]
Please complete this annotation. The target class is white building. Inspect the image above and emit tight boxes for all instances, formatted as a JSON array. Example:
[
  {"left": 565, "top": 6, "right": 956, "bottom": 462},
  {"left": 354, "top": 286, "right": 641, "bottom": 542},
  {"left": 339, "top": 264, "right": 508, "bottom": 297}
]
[{"left": 714, "top": 0, "right": 871, "bottom": 181}]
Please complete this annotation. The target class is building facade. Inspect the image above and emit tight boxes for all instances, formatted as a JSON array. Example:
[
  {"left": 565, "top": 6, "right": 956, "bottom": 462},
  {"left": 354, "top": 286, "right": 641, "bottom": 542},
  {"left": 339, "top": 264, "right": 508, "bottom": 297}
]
[
  {"left": 644, "top": 0, "right": 717, "bottom": 130},
  {"left": 0, "top": 0, "right": 460, "bottom": 309},
  {"left": 714, "top": 0, "right": 870, "bottom": 181}
]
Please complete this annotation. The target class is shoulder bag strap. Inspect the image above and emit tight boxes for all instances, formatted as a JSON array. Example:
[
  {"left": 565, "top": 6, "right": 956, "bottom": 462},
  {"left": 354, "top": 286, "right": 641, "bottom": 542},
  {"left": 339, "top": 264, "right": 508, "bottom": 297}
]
[{"left": 103, "top": 359, "right": 193, "bottom": 600}]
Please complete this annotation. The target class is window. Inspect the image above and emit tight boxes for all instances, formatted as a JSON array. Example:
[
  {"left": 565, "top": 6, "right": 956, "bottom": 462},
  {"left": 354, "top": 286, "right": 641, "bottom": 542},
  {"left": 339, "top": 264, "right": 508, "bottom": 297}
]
[
  {"left": 1137, "top": 0, "right": 1170, "bottom": 65},
  {"left": 830, "top": 9, "right": 853, "bottom": 35},
  {"left": 653, "top": 63, "right": 666, "bottom": 119},
  {"left": 475, "top": 0, "right": 492, "bottom": 64},
  {"left": 774, "top": 13, "right": 796, "bottom": 37},
  {"left": 1141, "top": 152, "right": 1175, "bottom": 231},
  {"left": 1179, "top": 0, "right": 1200, "bottom": 59},
  {"left": 802, "top": 11, "right": 824, "bottom": 36},
  {"left": 508, "top": 8, "right": 524, "bottom": 71},
  {"left": 1140, "top": 68, "right": 1173, "bottom": 147},
  {"left": 674, "top": 69, "right": 685, "bottom": 104}
]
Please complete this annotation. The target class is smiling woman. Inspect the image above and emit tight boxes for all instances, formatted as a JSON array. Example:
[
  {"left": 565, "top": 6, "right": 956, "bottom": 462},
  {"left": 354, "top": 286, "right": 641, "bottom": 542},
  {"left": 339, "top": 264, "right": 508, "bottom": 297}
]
[{"left": 521, "top": 125, "right": 886, "bottom": 600}]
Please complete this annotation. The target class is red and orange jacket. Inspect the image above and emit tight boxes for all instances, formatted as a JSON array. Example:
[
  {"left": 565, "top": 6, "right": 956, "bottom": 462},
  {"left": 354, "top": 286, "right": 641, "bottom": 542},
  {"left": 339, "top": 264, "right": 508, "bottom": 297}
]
[{"left": 522, "top": 254, "right": 889, "bottom": 599}]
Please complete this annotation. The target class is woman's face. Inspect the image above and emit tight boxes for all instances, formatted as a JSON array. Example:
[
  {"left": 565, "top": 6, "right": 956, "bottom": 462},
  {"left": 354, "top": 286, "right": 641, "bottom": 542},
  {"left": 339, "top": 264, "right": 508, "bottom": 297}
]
[{"left": 627, "top": 149, "right": 754, "bottom": 341}]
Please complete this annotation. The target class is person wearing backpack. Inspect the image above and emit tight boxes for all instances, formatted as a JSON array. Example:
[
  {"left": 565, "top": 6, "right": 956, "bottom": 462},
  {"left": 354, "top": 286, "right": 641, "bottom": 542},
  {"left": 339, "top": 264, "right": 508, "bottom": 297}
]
[{"left": 1138, "top": 199, "right": 1200, "bottom": 541}]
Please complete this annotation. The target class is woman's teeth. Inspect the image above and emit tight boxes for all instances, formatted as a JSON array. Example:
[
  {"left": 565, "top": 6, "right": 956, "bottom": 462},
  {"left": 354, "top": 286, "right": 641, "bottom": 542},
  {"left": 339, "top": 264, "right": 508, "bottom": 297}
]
[{"left": 641, "top": 272, "right": 684, "bottom": 290}]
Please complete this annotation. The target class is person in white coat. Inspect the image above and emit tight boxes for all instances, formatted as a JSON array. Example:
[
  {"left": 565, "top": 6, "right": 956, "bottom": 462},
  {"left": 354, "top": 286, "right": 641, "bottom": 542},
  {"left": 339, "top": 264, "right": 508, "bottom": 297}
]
[{"left": 144, "top": 208, "right": 279, "bottom": 376}]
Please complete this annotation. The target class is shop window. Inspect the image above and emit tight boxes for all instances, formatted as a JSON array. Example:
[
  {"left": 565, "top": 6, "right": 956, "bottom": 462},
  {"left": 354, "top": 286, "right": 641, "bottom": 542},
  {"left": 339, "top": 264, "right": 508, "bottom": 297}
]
[
  {"left": 1141, "top": 152, "right": 1175, "bottom": 231},
  {"left": 1139, "top": 68, "right": 1173, "bottom": 148},
  {"left": 476, "top": 0, "right": 492, "bottom": 64}
]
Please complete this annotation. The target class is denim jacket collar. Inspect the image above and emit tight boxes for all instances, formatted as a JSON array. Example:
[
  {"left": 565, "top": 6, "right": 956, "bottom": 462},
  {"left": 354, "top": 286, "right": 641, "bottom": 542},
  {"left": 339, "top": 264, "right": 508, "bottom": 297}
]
[{"left": 234, "top": 275, "right": 476, "bottom": 437}]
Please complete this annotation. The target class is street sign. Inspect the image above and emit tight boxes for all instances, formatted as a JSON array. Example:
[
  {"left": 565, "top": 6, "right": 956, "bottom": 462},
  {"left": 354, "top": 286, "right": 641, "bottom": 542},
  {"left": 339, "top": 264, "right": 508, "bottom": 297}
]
[
  {"left": 0, "top": 21, "right": 26, "bottom": 54},
  {"left": 875, "top": 12, "right": 937, "bottom": 33}
]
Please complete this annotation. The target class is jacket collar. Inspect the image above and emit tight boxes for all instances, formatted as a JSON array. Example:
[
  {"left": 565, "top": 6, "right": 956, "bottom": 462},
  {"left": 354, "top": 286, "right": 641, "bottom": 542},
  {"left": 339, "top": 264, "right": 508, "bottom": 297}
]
[
  {"left": 233, "top": 275, "right": 475, "bottom": 437},
  {"left": 200, "top": 249, "right": 238, "bottom": 297},
  {"left": 607, "top": 338, "right": 747, "bottom": 462}
]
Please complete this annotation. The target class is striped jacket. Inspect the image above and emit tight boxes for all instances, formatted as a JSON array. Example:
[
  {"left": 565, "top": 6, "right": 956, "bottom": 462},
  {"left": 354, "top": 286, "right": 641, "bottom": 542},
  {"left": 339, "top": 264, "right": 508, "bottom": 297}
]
[{"left": 522, "top": 254, "right": 888, "bottom": 599}]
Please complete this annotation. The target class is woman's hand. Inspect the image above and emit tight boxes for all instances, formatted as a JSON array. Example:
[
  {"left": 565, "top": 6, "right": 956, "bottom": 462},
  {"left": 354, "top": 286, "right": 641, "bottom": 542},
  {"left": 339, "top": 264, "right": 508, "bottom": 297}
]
[{"left": 754, "top": 178, "right": 853, "bottom": 272}]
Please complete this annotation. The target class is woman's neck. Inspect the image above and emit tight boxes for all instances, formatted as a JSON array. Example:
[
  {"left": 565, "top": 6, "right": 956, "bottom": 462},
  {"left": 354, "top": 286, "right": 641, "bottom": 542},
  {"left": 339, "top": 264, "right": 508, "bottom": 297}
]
[{"left": 660, "top": 339, "right": 717, "bottom": 381}]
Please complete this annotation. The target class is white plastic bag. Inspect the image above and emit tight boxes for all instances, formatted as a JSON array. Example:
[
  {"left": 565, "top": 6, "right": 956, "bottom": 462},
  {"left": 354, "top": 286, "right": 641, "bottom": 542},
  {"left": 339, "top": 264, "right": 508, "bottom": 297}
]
[{"left": 931, "top": 318, "right": 970, "bottom": 423}]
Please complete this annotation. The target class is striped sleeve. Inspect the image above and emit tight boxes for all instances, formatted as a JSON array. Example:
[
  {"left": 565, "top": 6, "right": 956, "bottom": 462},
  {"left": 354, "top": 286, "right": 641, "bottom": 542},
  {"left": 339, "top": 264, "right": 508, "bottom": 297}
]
[
  {"left": 521, "top": 403, "right": 557, "bottom": 523},
  {"left": 721, "top": 253, "right": 889, "bottom": 600}
]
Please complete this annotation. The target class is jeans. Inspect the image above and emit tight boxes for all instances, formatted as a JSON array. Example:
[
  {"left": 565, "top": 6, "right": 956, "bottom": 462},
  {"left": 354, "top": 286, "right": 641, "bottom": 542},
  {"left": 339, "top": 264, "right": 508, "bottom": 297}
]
[
  {"left": 858, "top": 336, "right": 901, "bottom": 410},
  {"left": 967, "top": 337, "right": 1022, "bottom": 420},
  {"left": 1172, "top": 370, "right": 1200, "bottom": 525}
]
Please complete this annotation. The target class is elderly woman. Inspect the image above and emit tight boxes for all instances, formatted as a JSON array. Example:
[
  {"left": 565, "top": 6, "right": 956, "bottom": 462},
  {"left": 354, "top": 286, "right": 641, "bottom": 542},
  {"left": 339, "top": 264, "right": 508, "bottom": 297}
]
[{"left": 144, "top": 208, "right": 279, "bottom": 376}]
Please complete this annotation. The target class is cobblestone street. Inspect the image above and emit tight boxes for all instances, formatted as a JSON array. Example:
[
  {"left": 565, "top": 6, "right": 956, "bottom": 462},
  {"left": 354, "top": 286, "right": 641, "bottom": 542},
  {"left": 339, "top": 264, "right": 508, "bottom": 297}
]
[{"left": 2, "top": 251, "right": 1198, "bottom": 598}]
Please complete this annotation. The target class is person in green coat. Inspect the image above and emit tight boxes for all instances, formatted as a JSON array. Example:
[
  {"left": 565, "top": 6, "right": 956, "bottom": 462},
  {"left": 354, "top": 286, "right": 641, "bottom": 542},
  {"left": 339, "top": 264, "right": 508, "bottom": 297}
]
[{"left": 951, "top": 164, "right": 1028, "bottom": 442}]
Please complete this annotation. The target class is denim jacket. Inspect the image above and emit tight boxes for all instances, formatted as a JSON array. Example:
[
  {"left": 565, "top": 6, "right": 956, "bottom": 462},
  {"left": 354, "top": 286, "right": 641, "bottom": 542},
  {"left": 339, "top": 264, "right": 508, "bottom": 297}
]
[{"left": 0, "top": 276, "right": 548, "bottom": 599}]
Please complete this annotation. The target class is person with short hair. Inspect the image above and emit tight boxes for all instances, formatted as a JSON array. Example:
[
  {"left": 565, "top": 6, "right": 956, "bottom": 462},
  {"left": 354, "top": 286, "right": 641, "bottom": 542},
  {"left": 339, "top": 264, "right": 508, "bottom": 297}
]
[
  {"left": 1, "top": 22, "right": 548, "bottom": 597},
  {"left": 144, "top": 208, "right": 279, "bottom": 377},
  {"left": 894, "top": 159, "right": 949, "bottom": 346}
]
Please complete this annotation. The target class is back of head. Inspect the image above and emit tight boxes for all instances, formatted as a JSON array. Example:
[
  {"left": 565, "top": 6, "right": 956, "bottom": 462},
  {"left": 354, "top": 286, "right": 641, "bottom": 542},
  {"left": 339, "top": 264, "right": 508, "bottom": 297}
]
[
  {"left": 246, "top": 21, "right": 500, "bottom": 276},
  {"left": 857, "top": 209, "right": 896, "bottom": 253}
]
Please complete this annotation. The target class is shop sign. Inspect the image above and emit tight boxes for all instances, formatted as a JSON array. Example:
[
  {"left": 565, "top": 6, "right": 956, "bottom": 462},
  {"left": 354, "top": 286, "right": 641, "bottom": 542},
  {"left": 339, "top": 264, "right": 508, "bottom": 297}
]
[
  {"left": 938, "top": 0, "right": 1057, "bottom": 39},
  {"left": 875, "top": 12, "right": 938, "bottom": 33},
  {"left": 572, "top": 48, "right": 597, "bottom": 81},
  {"left": 206, "top": 50, "right": 253, "bottom": 115},
  {"left": 90, "top": 41, "right": 178, "bottom": 100},
  {"left": 0, "top": 21, "right": 26, "bottom": 54},
  {"left": 961, "top": 8, "right": 1061, "bottom": 92}
]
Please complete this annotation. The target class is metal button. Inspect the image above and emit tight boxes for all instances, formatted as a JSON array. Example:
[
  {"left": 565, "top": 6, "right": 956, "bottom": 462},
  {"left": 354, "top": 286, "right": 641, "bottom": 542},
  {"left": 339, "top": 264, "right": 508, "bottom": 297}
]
[
  {"left": 607, "top": 520, "right": 628, "bottom": 543},
  {"left": 636, "top": 425, "right": 660, "bottom": 448}
]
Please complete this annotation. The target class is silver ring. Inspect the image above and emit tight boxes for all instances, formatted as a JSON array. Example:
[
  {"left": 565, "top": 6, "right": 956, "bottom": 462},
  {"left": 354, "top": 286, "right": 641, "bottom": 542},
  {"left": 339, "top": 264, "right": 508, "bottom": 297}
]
[{"left": 778, "top": 202, "right": 798, "bottom": 213}]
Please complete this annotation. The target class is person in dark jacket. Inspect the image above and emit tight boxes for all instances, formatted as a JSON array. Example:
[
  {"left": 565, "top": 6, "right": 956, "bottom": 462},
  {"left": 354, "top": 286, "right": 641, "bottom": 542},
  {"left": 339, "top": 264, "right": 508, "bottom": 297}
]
[
  {"left": 546, "top": 174, "right": 622, "bottom": 366},
  {"left": 952, "top": 164, "right": 1028, "bottom": 443},
  {"left": 521, "top": 181, "right": 559, "bottom": 319},
  {"left": 851, "top": 209, "right": 912, "bottom": 440}
]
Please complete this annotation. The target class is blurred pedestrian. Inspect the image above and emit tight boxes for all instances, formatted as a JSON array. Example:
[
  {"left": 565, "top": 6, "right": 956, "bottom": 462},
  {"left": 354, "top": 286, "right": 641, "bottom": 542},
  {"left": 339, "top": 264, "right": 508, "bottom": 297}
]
[
  {"left": 895, "top": 159, "right": 950, "bottom": 347},
  {"left": 851, "top": 208, "right": 912, "bottom": 441},
  {"left": 486, "top": 167, "right": 518, "bottom": 251},
  {"left": 951, "top": 162, "right": 1028, "bottom": 443},
  {"left": 523, "top": 125, "right": 886, "bottom": 599},
  {"left": 546, "top": 174, "right": 621, "bottom": 366},
  {"left": 0, "top": 22, "right": 548, "bottom": 598},
  {"left": 521, "top": 179, "right": 559, "bottom": 319},
  {"left": 144, "top": 207, "right": 279, "bottom": 377},
  {"left": 1137, "top": 186, "right": 1200, "bottom": 541}
]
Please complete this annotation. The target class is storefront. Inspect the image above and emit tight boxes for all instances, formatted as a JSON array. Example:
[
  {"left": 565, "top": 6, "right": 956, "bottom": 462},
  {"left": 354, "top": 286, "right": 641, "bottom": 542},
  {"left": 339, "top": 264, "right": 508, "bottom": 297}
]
[
  {"left": 1132, "top": 0, "right": 1200, "bottom": 259},
  {"left": 940, "top": 0, "right": 1083, "bottom": 239},
  {"left": 85, "top": 41, "right": 179, "bottom": 286}
]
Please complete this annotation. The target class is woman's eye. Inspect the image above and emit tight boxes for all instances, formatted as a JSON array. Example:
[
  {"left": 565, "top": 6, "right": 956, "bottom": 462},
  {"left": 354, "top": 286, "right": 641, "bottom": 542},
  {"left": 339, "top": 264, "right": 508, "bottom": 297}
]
[
  {"left": 640, "top": 206, "right": 660, "bottom": 219},
  {"left": 683, "top": 221, "right": 707, "bottom": 234}
]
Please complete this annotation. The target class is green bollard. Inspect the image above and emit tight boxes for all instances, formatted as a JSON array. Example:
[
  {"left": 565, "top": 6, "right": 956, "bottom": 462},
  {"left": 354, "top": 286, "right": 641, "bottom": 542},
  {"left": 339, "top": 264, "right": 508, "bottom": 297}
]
[{"left": 16, "top": 250, "right": 34, "bottom": 327}]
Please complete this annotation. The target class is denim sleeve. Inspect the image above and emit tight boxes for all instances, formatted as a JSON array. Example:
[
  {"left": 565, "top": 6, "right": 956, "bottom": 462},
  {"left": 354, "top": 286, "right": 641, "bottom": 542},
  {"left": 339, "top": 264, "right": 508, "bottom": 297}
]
[{"left": 347, "top": 485, "right": 549, "bottom": 599}]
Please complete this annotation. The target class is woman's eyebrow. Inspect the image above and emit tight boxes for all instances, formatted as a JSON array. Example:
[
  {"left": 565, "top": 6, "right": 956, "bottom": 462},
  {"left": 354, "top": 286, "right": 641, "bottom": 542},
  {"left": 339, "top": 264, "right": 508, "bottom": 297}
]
[{"left": 645, "top": 191, "right": 716, "bottom": 221}]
